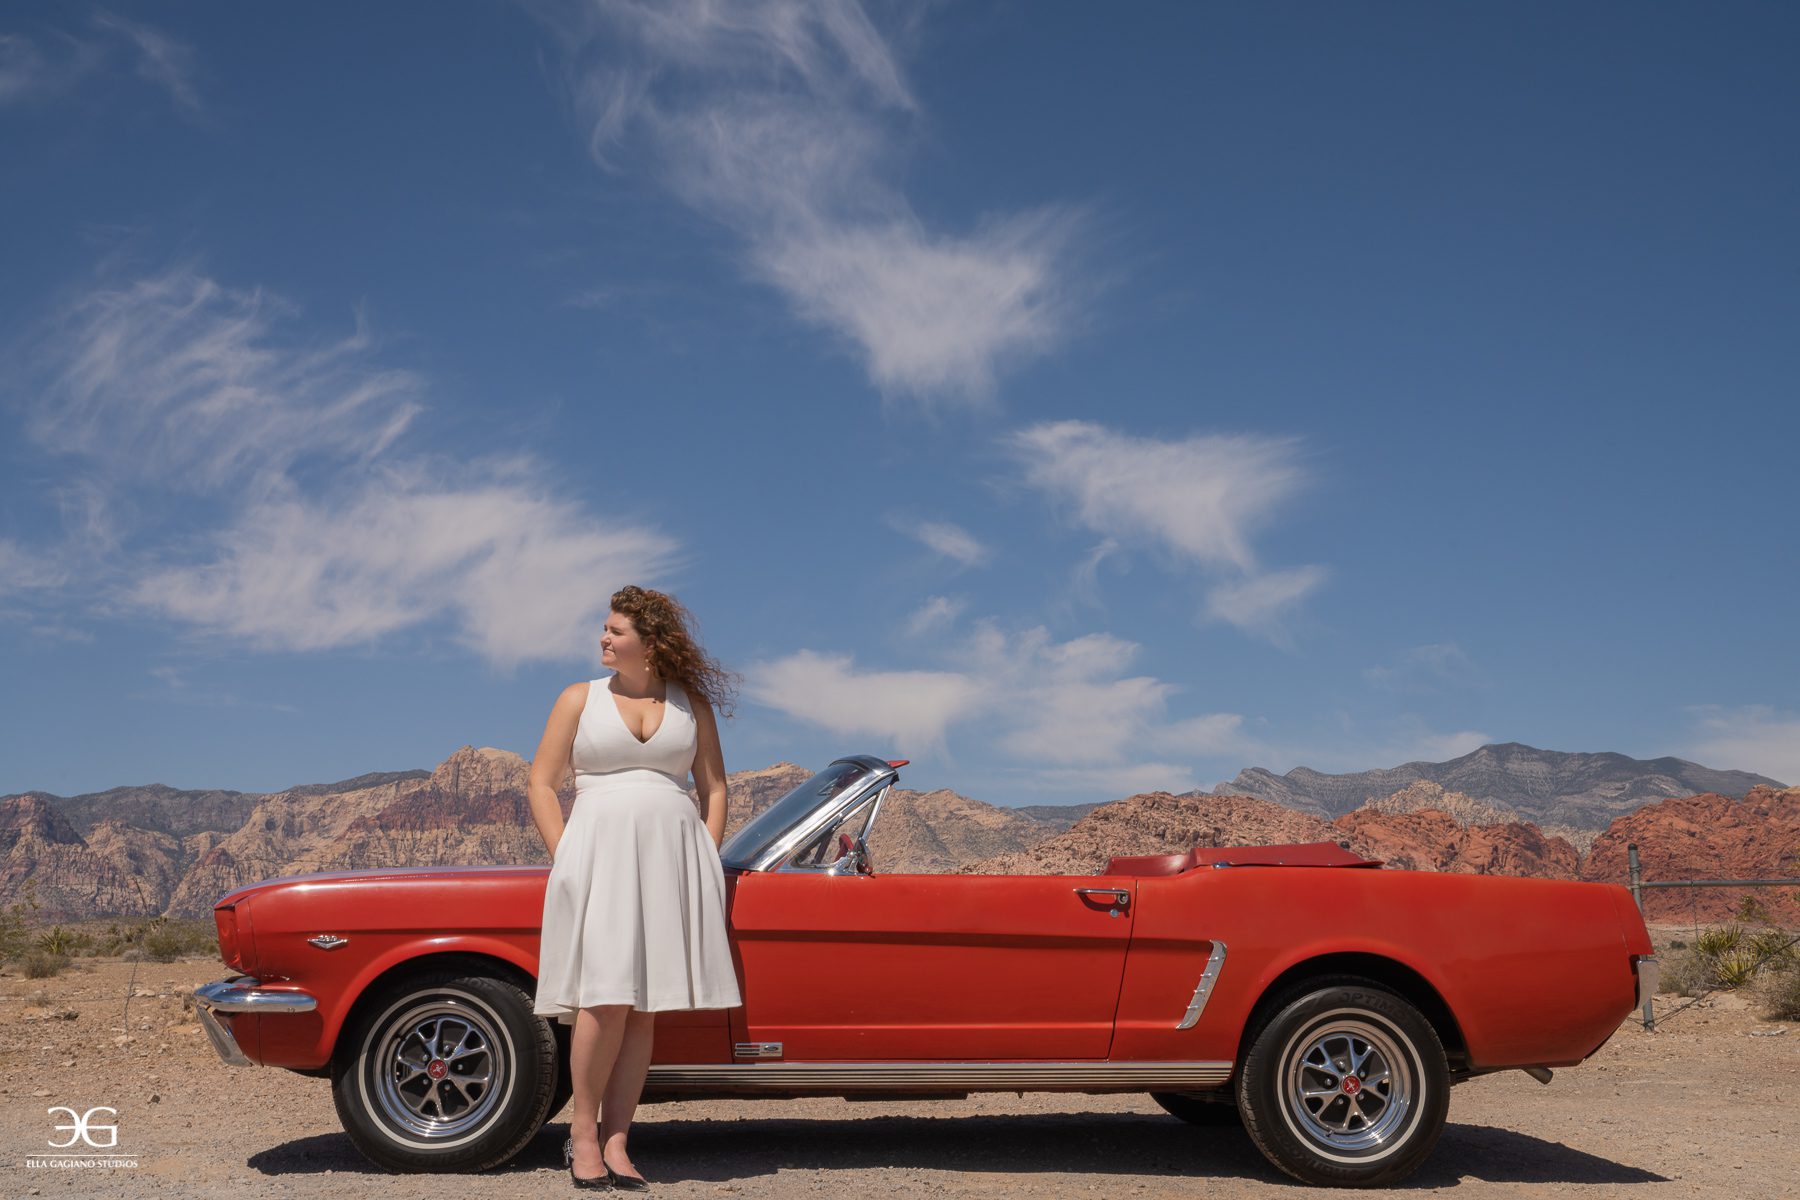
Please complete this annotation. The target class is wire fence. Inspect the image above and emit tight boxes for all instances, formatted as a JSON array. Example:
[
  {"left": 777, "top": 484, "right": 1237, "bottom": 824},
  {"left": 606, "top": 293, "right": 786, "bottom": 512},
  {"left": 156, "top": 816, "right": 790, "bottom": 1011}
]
[{"left": 1624, "top": 843, "right": 1800, "bottom": 1031}]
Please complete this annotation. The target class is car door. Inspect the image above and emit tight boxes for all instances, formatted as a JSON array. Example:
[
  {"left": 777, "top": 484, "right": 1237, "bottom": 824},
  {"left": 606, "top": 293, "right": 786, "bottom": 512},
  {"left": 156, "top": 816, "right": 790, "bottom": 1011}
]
[{"left": 728, "top": 871, "right": 1136, "bottom": 1060}]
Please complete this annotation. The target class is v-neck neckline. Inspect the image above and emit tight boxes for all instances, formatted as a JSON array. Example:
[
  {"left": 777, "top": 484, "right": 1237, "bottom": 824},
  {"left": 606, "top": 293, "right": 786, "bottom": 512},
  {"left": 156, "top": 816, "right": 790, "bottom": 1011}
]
[{"left": 605, "top": 675, "right": 671, "bottom": 746}]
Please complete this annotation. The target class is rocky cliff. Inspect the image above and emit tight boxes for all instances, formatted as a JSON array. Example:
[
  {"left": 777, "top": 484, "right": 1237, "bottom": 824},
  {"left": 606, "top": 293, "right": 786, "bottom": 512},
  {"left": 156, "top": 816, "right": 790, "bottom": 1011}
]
[
  {"left": 1582, "top": 785, "right": 1800, "bottom": 923},
  {"left": 8, "top": 748, "right": 1796, "bottom": 924},
  {"left": 1336, "top": 808, "right": 1580, "bottom": 878},
  {"left": 1207, "top": 742, "right": 1783, "bottom": 831},
  {"left": 963, "top": 792, "right": 1349, "bottom": 875}
]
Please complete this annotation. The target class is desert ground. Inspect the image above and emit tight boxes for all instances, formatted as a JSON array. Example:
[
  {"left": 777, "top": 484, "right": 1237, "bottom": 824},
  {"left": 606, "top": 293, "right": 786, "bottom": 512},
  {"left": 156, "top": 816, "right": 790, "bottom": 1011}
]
[{"left": 2, "top": 955, "right": 1795, "bottom": 1200}]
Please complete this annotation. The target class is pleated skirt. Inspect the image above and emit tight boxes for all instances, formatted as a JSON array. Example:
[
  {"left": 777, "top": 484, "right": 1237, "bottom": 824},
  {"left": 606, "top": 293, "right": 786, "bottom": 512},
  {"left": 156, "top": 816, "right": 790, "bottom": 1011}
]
[{"left": 533, "top": 770, "right": 741, "bottom": 1020}]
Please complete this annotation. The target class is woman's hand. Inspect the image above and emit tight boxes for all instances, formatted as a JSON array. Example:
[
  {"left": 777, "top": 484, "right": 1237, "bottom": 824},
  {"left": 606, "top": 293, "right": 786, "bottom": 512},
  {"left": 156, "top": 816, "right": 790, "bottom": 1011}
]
[
  {"left": 691, "top": 696, "right": 729, "bottom": 849},
  {"left": 528, "top": 682, "right": 587, "bottom": 860}
]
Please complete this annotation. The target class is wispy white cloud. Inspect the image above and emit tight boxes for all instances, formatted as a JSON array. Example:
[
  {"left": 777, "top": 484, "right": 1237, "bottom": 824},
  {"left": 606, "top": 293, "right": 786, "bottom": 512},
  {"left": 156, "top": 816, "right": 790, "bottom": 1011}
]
[
  {"left": 902, "top": 595, "right": 965, "bottom": 638},
  {"left": 12, "top": 265, "right": 679, "bottom": 668},
  {"left": 744, "top": 648, "right": 986, "bottom": 754},
  {"left": 1685, "top": 705, "right": 1800, "bottom": 786},
  {"left": 1025, "top": 762, "right": 1200, "bottom": 797},
  {"left": 90, "top": 10, "right": 201, "bottom": 114},
  {"left": 24, "top": 268, "right": 422, "bottom": 495},
  {"left": 1009, "top": 420, "right": 1326, "bottom": 644},
  {"left": 1010, "top": 421, "right": 1308, "bottom": 571},
  {"left": 1203, "top": 565, "right": 1327, "bottom": 647},
  {"left": 1364, "top": 642, "right": 1481, "bottom": 692},
  {"left": 0, "top": 538, "right": 70, "bottom": 598},
  {"left": 1284, "top": 718, "right": 1491, "bottom": 775},
  {"left": 0, "top": 14, "right": 198, "bottom": 111},
  {"left": 132, "top": 464, "right": 679, "bottom": 666},
  {"left": 0, "top": 32, "right": 87, "bottom": 103},
  {"left": 889, "top": 515, "right": 990, "bottom": 567},
  {"left": 752, "top": 616, "right": 1264, "bottom": 785},
  {"left": 541, "top": 0, "right": 1081, "bottom": 402}
]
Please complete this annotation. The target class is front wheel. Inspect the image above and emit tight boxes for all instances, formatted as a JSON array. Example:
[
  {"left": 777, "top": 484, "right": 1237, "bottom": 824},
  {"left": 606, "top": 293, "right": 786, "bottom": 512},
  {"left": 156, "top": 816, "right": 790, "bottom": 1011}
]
[
  {"left": 330, "top": 969, "right": 558, "bottom": 1172},
  {"left": 1237, "top": 982, "right": 1449, "bottom": 1187}
]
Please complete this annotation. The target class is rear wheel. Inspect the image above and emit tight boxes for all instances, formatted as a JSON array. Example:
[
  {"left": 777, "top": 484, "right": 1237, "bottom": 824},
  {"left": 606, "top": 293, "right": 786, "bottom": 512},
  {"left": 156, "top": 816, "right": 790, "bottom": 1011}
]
[
  {"left": 331, "top": 968, "right": 557, "bottom": 1172},
  {"left": 1150, "top": 1090, "right": 1241, "bottom": 1125},
  {"left": 1237, "top": 982, "right": 1448, "bottom": 1187}
]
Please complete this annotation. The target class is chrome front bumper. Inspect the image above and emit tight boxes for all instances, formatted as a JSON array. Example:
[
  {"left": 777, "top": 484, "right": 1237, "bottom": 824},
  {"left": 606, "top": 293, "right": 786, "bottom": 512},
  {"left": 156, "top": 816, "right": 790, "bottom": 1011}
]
[{"left": 191, "top": 975, "right": 318, "bottom": 1067}]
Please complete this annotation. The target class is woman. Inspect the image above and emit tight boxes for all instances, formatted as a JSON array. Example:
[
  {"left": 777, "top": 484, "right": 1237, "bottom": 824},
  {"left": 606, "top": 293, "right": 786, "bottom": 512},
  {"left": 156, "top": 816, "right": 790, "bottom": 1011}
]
[{"left": 528, "top": 585, "right": 742, "bottom": 1189}]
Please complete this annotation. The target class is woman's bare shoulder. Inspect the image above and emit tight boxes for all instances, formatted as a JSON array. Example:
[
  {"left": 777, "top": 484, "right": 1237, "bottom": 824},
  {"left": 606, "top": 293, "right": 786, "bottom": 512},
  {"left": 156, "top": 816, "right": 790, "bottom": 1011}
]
[{"left": 554, "top": 680, "right": 592, "bottom": 711}]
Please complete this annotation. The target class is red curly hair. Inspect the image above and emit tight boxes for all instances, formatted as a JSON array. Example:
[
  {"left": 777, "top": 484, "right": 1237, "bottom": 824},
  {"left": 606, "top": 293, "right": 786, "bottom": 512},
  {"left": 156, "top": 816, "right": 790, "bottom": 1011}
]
[{"left": 609, "top": 585, "right": 740, "bottom": 718}]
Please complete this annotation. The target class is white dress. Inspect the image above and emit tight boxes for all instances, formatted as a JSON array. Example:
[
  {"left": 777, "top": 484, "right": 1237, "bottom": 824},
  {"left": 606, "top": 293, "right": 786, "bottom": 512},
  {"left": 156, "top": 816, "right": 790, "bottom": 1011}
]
[{"left": 533, "top": 675, "right": 742, "bottom": 1021}]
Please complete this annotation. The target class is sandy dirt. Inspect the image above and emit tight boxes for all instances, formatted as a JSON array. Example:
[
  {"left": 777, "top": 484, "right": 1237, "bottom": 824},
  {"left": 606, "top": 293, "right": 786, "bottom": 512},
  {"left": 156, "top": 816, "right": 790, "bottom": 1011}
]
[{"left": 2, "top": 955, "right": 1796, "bottom": 1200}]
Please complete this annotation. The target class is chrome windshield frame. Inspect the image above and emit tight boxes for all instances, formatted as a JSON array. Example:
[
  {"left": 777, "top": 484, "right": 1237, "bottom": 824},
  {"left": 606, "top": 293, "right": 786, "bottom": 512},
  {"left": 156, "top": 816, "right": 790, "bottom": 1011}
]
[{"left": 722, "top": 755, "right": 898, "bottom": 873}]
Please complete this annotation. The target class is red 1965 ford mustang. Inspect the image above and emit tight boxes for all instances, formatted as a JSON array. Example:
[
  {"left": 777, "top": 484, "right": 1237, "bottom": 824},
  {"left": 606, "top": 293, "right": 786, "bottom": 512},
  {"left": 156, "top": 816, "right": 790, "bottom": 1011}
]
[{"left": 192, "top": 755, "right": 1656, "bottom": 1187}]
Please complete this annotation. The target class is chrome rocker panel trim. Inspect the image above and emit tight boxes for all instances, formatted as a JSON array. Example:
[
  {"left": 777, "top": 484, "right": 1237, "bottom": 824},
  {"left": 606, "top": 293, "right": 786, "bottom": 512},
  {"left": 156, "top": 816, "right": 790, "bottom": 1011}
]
[
  {"left": 644, "top": 1060, "right": 1233, "bottom": 1094},
  {"left": 1174, "top": 941, "right": 1227, "bottom": 1030},
  {"left": 191, "top": 975, "right": 320, "bottom": 1068}
]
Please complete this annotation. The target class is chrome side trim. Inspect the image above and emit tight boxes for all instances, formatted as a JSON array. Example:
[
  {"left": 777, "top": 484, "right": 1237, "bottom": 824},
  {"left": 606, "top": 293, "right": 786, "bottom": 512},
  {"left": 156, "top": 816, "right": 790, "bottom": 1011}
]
[
  {"left": 645, "top": 1060, "right": 1232, "bottom": 1092},
  {"left": 307, "top": 934, "right": 349, "bottom": 951},
  {"left": 1175, "top": 941, "right": 1227, "bottom": 1030},
  {"left": 193, "top": 976, "right": 319, "bottom": 1013},
  {"left": 734, "top": 1042, "right": 785, "bottom": 1059}
]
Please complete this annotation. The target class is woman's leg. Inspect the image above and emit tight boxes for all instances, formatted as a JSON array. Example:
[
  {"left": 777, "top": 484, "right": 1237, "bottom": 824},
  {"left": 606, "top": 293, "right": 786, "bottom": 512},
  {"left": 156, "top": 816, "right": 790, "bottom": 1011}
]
[
  {"left": 567, "top": 1004, "right": 630, "bottom": 1178},
  {"left": 599, "top": 1008, "right": 657, "bottom": 1176}
]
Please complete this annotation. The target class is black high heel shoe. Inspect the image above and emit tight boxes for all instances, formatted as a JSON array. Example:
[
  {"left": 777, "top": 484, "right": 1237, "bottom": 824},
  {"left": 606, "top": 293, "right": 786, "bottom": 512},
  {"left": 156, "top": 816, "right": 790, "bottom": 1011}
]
[
  {"left": 564, "top": 1136, "right": 611, "bottom": 1189},
  {"left": 601, "top": 1150, "right": 650, "bottom": 1192}
]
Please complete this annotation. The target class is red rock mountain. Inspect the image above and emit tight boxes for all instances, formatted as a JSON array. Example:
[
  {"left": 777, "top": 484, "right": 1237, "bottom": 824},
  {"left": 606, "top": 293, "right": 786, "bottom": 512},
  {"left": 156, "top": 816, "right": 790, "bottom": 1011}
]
[
  {"left": 1582, "top": 786, "right": 1800, "bottom": 923},
  {"left": 6, "top": 754, "right": 1794, "bottom": 924}
]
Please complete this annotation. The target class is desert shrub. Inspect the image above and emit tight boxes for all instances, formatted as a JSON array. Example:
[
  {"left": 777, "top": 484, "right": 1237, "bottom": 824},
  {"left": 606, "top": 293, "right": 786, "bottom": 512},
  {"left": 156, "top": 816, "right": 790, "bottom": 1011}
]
[
  {"left": 1713, "top": 948, "right": 1762, "bottom": 989},
  {"left": 22, "top": 951, "right": 70, "bottom": 979},
  {"left": 35, "top": 926, "right": 77, "bottom": 956},
  {"left": 137, "top": 919, "right": 214, "bottom": 961},
  {"left": 1659, "top": 947, "right": 1712, "bottom": 996},
  {"left": 1757, "top": 961, "right": 1800, "bottom": 1022},
  {"left": 1694, "top": 925, "right": 1745, "bottom": 957},
  {"left": 1663, "top": 925, "right": 1800, "bottom": 996},
  {"left": 0, "top": 883, "right": 42, "bottom": 962},
  {"left": 1750, "top": 929, "right": 1798, "bottom": 969}
]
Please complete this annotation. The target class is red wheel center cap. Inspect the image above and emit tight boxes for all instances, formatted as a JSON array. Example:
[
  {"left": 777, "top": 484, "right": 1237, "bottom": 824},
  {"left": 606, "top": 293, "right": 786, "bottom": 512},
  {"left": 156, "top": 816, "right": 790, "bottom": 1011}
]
[
  {"left": 427, "top": 1058, "right": 448, "bottom": 1079},
  {"left": 1342, "top": 1075, "right": 1362, "bottom": 1095}
]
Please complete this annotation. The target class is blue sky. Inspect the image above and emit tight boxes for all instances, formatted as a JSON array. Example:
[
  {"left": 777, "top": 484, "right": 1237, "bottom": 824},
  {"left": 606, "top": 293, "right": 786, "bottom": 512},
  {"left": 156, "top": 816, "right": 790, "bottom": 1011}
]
[{"left": 3, "top": 1, "right": 1796, "bottom": 805}]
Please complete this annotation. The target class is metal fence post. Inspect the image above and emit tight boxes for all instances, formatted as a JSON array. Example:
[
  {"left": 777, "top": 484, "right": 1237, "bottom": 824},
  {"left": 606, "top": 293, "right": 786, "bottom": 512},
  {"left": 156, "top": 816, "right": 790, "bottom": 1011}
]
[{"left": 1626, "top": 844, "right": 1654, "bottom": 1031}]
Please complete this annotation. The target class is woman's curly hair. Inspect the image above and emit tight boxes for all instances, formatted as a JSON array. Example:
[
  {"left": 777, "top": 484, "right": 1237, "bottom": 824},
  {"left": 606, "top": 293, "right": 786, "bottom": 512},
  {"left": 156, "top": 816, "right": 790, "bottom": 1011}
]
[{"left": 610, "top": 585, "right": 740, "bottom": 717}]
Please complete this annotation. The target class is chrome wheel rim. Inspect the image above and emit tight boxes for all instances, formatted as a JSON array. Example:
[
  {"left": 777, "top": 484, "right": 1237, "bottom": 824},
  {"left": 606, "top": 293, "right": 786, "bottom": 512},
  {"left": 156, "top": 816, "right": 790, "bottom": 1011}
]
[
  {"left": 1280, "top": 1013, "right": 1416, "bottom": 1158},
  {"left": 368, "top": 996, "right": 508, "bottom": 1141}
]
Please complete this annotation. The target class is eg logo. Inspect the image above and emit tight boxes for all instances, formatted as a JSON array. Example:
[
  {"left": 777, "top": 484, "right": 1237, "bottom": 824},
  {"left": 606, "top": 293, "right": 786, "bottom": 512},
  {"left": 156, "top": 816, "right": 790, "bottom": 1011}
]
[{"left": 48, "top": 1106, "right": 118, "bottom": 1149}]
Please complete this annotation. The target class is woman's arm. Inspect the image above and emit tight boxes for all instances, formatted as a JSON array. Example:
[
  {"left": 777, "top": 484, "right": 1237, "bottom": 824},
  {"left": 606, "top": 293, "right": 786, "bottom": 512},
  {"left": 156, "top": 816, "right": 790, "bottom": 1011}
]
[
  {"left": 528, "top": 682, "right": 588, "bottom": 860},
  {"left": 691, "top": 696, "right": 729, "bottom": 849}
]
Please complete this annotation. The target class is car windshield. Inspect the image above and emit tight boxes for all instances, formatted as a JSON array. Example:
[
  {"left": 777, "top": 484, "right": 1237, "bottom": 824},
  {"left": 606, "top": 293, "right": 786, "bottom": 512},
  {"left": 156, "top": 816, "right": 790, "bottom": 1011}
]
[{"left": 720, "top": 760, "right": 883, "bottom": 870}]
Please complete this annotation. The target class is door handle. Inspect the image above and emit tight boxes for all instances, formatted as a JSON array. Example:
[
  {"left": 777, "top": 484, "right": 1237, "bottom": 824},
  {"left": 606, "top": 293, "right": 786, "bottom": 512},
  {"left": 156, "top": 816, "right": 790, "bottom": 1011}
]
[{"left": 1074, "top": 887, "right": 1130, "bottom": 908}]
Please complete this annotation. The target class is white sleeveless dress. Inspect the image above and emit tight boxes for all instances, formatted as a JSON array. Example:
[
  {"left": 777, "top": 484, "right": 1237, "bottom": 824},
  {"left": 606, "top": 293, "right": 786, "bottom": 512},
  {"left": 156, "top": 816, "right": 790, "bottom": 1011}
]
[{"left": 533, "top": 675, "right": 741, "bottom": 1020}]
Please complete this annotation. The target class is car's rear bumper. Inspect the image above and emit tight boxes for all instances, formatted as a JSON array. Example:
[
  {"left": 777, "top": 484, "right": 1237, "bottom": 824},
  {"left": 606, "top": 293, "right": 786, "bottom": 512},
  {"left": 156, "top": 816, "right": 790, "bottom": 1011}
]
[{"left": 192, "top": 975, "right": 318, "bottom": 1067}]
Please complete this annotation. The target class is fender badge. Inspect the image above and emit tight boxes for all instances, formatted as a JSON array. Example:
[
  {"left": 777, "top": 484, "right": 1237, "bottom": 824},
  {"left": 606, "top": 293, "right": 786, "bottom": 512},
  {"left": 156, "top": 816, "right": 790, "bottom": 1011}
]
[{"left": 307, "top": 934, "right": 349, "bottom": 950}]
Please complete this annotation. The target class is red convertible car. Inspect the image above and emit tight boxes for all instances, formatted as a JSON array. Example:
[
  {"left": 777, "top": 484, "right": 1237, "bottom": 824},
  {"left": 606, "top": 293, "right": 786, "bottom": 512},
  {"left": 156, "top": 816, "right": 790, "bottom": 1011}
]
[{"left": 193, "top": 755, "right": 1656, "bottom": 1187}]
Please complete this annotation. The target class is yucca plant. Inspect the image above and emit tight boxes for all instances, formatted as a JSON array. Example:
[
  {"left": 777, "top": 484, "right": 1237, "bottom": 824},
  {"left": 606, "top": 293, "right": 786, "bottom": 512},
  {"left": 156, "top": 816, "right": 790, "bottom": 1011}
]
[
  {"left": 1695, "top": 925, "right": 1746, "bottom": 957},
  {"left": 1713, "top": 948, "right": 1762, "bottom": 989},
  {"left": 36, "top": 926, "right": 76, "bottom": 956}
]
